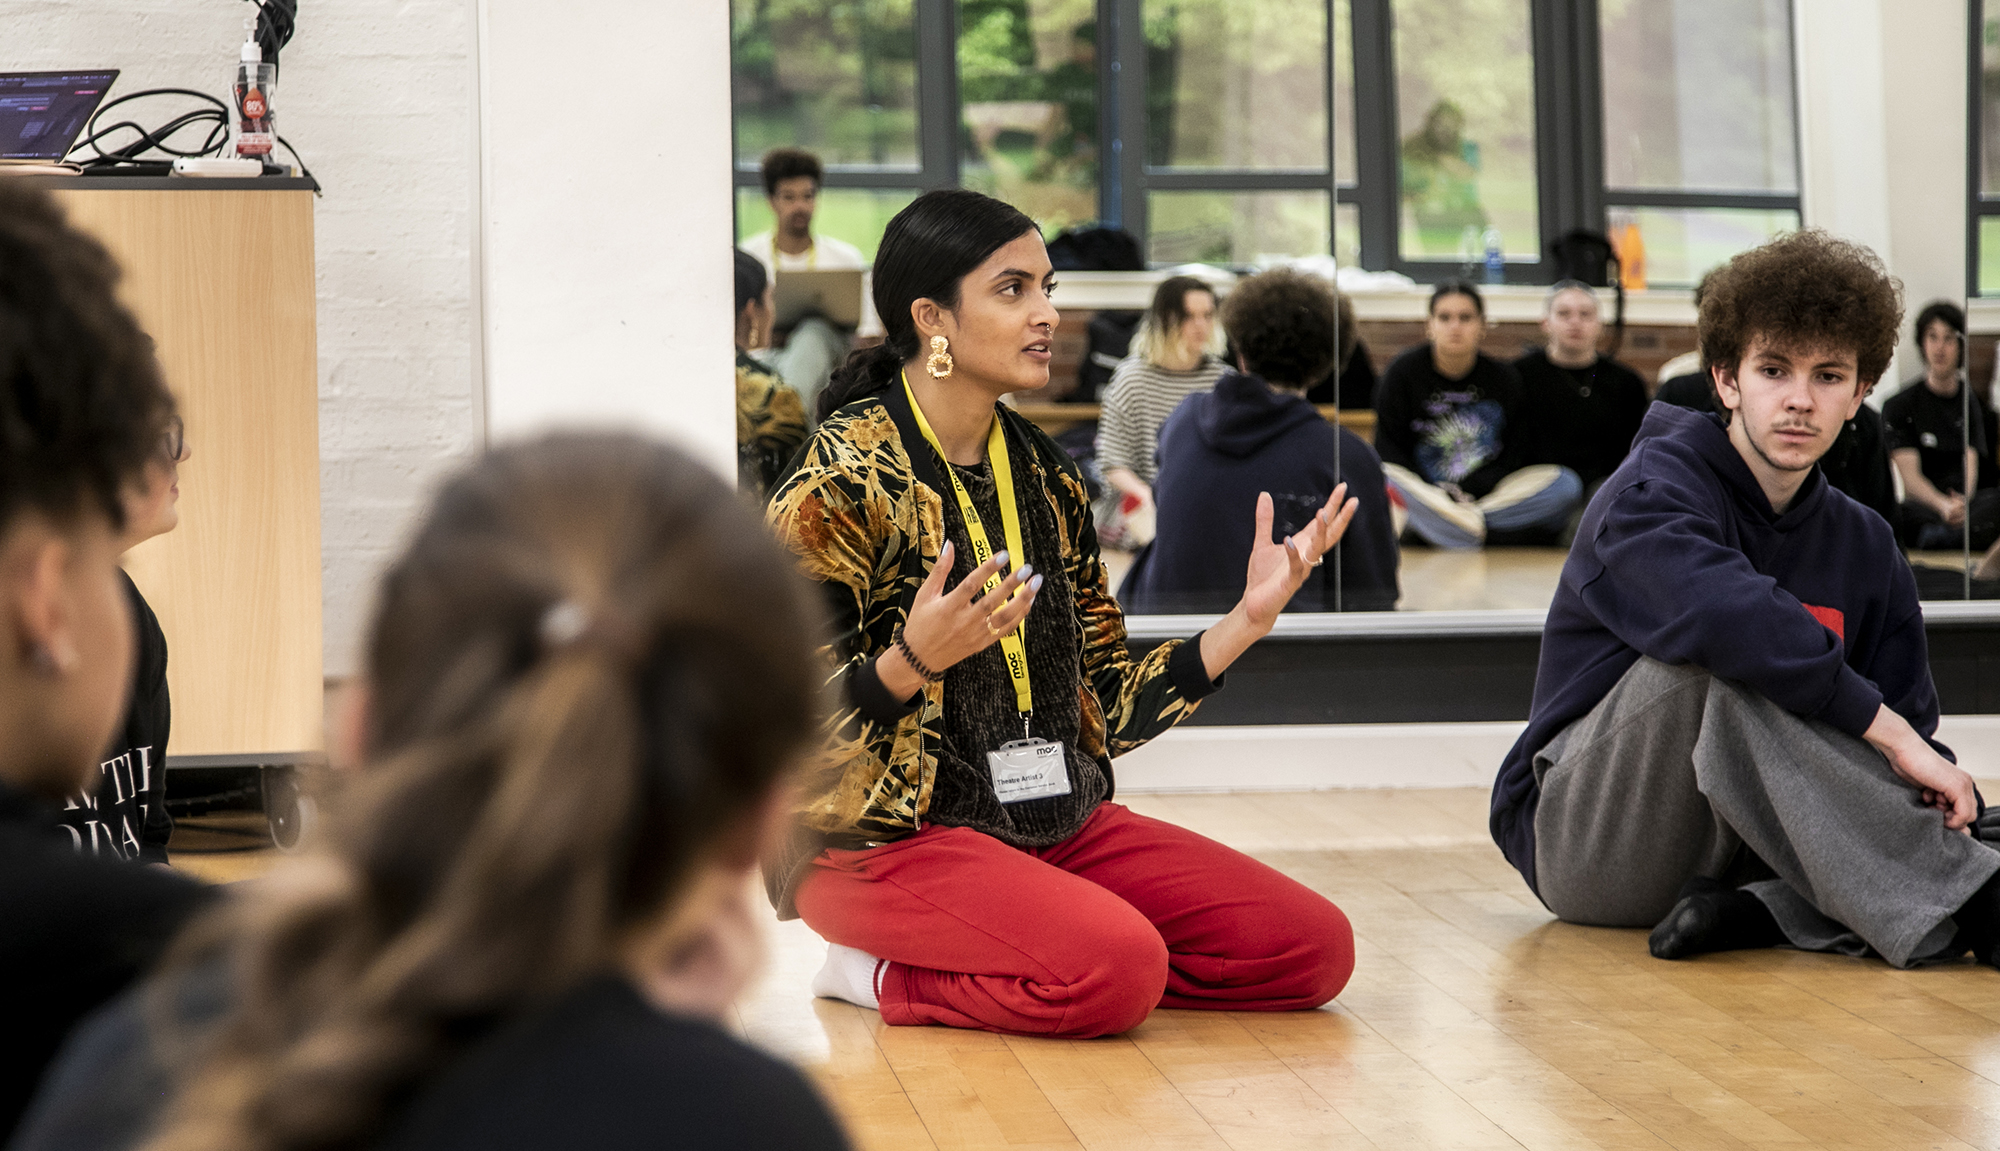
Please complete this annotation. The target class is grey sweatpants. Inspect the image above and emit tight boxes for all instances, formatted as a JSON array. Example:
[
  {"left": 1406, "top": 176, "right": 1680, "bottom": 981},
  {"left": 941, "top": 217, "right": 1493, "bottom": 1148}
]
[{"left": 1533, "top": 658, "right": 2000, "bottom": 968}]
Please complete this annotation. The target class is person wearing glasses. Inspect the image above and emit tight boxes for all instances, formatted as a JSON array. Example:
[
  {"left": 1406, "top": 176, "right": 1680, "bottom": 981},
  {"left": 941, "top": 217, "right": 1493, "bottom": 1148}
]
[{"left": 56, "top": 415, "right": 188, "bottom": 865}]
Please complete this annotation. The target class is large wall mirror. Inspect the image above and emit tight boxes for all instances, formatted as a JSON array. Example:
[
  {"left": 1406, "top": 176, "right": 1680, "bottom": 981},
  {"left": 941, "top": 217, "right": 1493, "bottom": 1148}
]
[{"left": 730, "top": 0, "right": 2000, "bottom": 631}]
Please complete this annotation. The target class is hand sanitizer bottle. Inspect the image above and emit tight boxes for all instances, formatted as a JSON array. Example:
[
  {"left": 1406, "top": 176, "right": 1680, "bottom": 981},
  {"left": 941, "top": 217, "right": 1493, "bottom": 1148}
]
[{"left": 231, "top": 23, "right": 277, "bottom": 162}]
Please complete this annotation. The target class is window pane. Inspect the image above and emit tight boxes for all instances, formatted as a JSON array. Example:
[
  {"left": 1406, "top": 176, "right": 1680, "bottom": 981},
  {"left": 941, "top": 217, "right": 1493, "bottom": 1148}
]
[
  {"left": 1393, "top": 0, "right": 1539, "bottom": 259},
  {"left": 736, "top": 187, "right": 919, "bottom": 262},
  {"left": 1980, "top": 217, "right": 2000, "bottom": 296},
  {"left": 1148, "top": 190, "right": 1330, "bottom": 265},
  {"left": 1144, "top": 0, "right": 1329, "bottom": 171},
  {"left": 1983, "top": 3, "right": 2000, "bottom": 194},
  {"left": 731, "top": 0, "right": 919, "bottom": 170},
  {"left": 959, "top": 0, "right": 1100, "bottom": 235},
  {"left": 1335, "top": 201, "right": 1359, "bottom": 269},
  {"left": 1600, "top": 0, "right": 1796, "bottom": 194},
  {"left": 1606, "top": 206, "right": 1797, "bottom": 289}
]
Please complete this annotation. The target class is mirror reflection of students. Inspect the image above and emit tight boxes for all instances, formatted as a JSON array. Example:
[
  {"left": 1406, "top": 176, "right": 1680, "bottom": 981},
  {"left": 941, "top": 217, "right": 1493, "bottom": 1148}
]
[
  {"left": 57, "top": 417, "right": 188, "bottom": 866},
  {"left": 767, "top": 190, "right": 1360, "bottom": 1039},
  {"left": 738, "top": 148, "right": 883, "bottom": 419},
  {"left": 1885, "top": 301, "right": 1998, "bottom": 550},
  {"left": 1373, "top": 281, "right": 1582, "bottom": 548}
]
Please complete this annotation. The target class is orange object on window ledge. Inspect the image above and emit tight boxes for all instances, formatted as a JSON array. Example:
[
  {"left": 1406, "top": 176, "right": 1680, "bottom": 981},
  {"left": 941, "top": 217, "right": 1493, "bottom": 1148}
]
[{"left": 1615, "top": 223, "right": 1647, "bottom": 291}]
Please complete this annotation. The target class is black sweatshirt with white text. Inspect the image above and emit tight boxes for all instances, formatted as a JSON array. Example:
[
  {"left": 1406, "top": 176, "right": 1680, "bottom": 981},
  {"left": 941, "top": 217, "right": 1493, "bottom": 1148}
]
[{"left": 57, "top": 572, "right": 171, "bottom": 864}]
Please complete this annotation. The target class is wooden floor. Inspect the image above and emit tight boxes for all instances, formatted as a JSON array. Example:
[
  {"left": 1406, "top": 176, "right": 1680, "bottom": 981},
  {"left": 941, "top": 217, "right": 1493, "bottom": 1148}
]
[
  {"left": 732, "top": 789, "right": 2000, "bottom": 1151},
  {"left": 170, "top": 789, "right": 2000, "bottom": 1149}
]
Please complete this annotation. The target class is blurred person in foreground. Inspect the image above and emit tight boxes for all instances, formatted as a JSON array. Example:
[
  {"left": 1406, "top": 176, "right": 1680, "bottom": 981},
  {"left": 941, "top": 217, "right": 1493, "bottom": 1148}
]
[
  {"left": 15, "top": 435, "right": 852, "bottom": 1151},
  {"left": 1490, "top": 231, "right": 2000, "bottom": 972},
  {"left": 1124, "top": 269, "right": 1399, "bottom": 613},
  {"left": 0, "top": 178, "right": 208, "bottom": 1144}
]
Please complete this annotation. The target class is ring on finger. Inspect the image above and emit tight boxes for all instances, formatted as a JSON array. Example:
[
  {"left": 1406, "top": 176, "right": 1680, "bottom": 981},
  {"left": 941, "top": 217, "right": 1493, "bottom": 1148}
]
[{"left": 985, "top": 613, "right": 1007, "bottom": 636}]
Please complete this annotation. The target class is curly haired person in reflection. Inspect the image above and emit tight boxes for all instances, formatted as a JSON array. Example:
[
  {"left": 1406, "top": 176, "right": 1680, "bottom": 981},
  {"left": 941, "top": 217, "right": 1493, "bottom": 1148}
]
[
  {"left": 13, "top": 436, "right": 853, "bottom": 1151},
  {"left": 0, "top": 180, "right": 208, "bottom": 1146},
  {"left": 766, "top": 189, "right": 1359, "bottom": 1038}
]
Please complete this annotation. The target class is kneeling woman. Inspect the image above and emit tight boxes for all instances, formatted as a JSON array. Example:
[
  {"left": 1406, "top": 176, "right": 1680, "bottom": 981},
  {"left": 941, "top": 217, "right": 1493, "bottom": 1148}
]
[{"left": 767, "top": 190, "right": 1359, "bottom": 1038}]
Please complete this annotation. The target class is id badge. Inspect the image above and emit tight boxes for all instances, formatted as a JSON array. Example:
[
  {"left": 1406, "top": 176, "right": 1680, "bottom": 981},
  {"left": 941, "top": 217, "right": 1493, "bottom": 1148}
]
[{"left": 986, "top": 739, "right": 1072, "bottom": 804}]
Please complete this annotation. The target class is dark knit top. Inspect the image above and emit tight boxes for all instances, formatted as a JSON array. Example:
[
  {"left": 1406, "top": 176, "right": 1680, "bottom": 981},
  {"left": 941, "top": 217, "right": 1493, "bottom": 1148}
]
[{"left": 928, "top": 458, "right": 1106, "bottom": 846}]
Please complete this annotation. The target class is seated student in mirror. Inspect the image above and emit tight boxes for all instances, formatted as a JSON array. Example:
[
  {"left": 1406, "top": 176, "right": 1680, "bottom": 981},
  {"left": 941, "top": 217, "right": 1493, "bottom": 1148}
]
[
  {"left": 15, "top": 435, "right": 854, "bottom": 1151},
  {"left": 1373, "top": 281, "right": 1583, "bottom": 548},
  {"left": 0, "top": 180, "right": 210, "bottom": 1146},
  {"left": 1093, "top": 275, "right": 1228, "bottom": 551},
  {"left": 767, "top": 190, "right": 1359, "bottom": 1039},
  {"left": 1123, "top": 269, "right": 1399, "bottom": 614},
  {"left": 739, "top": 147, "right": 882, "bottom": 420},
  {"left": 1514, "top": 281, "right": 1648, "bottom": 537},
  {"left": 1491, "top": 231, "right": 2000, "bottom": 974},
  {"left": 1885, "top": 301, "right": 1999, "bottom": 551},
  {"left": 734, "top": 249, "right": 808, "bottom": 500},
  {"left": 58, "top": 415, "right": 188, "bottom": 866},
  {"left": 1305, "top": 291, "right": 1380, "bottom": 411}
]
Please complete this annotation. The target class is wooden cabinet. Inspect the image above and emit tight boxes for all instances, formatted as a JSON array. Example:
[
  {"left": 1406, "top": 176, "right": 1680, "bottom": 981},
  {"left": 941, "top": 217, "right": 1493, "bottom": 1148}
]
[{"left": 47, "top": 180, "right": 323, "bottom": 760}]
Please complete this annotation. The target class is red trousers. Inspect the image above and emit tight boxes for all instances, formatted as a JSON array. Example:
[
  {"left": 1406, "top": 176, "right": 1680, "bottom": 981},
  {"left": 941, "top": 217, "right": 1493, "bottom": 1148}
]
[{"left": 795, "top": 803, "right": 1354, "bottom": 1037}]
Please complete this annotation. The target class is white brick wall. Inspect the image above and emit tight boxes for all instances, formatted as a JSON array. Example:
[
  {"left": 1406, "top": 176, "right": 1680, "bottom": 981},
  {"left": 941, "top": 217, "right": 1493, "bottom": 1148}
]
[{"left": 6, "top": 0, "right": 482, "bottom": 676}]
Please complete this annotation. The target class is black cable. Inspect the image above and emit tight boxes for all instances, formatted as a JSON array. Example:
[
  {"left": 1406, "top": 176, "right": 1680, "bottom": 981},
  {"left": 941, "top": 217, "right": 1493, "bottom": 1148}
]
[
  {"left": 246, "top": 0, "right": 299, "bottom": 74},
  {"left": 66, "top": 86, "right": 319, "bottom": 193}
]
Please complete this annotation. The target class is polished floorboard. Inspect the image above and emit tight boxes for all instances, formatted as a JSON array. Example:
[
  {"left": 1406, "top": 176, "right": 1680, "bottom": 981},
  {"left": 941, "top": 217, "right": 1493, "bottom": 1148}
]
[
  {"left": 734, "top": 788, "right": 2000, "bottom": 1151},
  {"left": 168, "top": 790, "right": 2000, "bottom": 1149}
]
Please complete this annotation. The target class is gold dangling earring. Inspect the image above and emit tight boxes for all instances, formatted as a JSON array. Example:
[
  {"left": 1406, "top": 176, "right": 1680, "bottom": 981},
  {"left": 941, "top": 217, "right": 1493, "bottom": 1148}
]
[{"left": 927, "top": 334, "right": 954, "bottom": 379}]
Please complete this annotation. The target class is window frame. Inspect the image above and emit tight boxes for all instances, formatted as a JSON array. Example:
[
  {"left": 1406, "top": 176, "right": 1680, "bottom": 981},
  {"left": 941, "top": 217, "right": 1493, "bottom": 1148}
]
[
  {"left": 727, "top": 0, "right": 1804, "bottom": 282},
  {"left": 1970, "top": 0, "right": 1999, "bottom": 297}
]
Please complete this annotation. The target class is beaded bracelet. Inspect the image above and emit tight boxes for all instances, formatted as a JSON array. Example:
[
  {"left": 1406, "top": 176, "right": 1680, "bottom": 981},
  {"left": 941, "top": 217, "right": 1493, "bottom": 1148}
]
[{"left": 893, "top": 626, "right": 945, "bottom": 683}]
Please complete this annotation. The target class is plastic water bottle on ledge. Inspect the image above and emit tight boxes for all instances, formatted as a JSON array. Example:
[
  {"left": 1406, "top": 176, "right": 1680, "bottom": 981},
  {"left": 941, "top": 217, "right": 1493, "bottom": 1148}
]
[
  {"left": 1482, "top": 227, "right": 1504, "bottom": 285},
  {"left": 231, "top": 21, "right": 277, "bottom": 163}
]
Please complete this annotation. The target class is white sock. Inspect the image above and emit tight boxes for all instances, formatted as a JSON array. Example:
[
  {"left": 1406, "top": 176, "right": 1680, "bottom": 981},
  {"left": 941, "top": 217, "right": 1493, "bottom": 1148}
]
[{"left": 811, "top": 942, "right": 886, "bottom": 1010}]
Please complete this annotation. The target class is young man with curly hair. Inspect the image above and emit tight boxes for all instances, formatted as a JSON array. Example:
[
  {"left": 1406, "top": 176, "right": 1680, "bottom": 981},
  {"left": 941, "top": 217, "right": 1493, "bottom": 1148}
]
[
  {"left": 1490, "top": 230, "right": 2000, "bottom": 970},
  {"left": 1122, "top": 270, "right": 1400, "bottom": 613}
]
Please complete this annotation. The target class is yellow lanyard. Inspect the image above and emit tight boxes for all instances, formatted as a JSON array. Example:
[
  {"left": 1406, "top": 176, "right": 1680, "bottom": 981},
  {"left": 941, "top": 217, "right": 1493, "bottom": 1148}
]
[{"left": 901, "top": 371, "right": 1033, "bottom": 721}]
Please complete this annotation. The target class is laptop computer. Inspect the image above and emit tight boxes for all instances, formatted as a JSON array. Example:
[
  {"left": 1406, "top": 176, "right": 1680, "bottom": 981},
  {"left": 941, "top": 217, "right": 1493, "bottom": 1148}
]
[
  {"left": 773, "top": 269, "right": 865, "bottom": 330},
  {"left": 0, "top": 70, "right": 118, "bottom": 163}
]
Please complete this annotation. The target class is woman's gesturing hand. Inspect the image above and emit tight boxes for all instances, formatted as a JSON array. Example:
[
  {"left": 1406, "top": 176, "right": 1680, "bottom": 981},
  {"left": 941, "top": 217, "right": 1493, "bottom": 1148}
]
[
  {"left": 878, "top": 542, "right": 1042, "bottom": 700},
  {"left": 1239, "top": 485, "right": 1359, "bottom": 629}
]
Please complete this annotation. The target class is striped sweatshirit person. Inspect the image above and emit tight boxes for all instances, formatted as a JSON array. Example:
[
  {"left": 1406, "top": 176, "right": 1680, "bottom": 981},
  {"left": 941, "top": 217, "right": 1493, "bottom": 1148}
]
[{"left": 1094, "top": 355, "right": 1229, "bottom": 485}]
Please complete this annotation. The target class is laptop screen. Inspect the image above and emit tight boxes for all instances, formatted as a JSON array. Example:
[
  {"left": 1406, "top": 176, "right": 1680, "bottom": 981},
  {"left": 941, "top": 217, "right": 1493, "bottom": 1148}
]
[{"left": 0, "top": 71, "right": 118, "bottom": 161}]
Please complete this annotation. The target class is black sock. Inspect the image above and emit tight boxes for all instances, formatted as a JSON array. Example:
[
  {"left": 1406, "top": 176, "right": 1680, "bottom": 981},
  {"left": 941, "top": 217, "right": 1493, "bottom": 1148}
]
[
  {"left": 1954, "top": 871, "right": 2000, "bottom": 967},
  {"left": 1648, "top": 877, "right": 1785, "bottom": 960}
]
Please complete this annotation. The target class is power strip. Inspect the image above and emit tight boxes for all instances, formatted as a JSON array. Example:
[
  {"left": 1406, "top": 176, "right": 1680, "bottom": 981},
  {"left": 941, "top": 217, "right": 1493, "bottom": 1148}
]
[{"left": 171, "top": 157, "right": 264, "bottom": 178}]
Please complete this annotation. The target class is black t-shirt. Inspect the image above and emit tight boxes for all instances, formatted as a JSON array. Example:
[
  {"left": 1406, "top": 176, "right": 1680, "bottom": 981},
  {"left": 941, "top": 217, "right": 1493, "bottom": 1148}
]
[
  {"left": 0, "top": 780, "right": 209, "bottom": 1145},
  {"left": 57, "top": 572, "right": 172, "bottom": 864},
  {"left": 1883, "top": 378, "right": 1989, "bottom": 495},
  {"left": 14, "top": 973, "right": 851, "bottom": 1151},
  {"left": 1372, "top": 345, "right": 1528, "bottom": 499},
  {"left": 1305, "top": 341, "right": 1380, "bottom": 410},
  {"left": 1513, "top": 348, "right": 1650, "bottom": 485},
  {"left": 380, "top": 977, "right": 852, "bottom": 1151}
]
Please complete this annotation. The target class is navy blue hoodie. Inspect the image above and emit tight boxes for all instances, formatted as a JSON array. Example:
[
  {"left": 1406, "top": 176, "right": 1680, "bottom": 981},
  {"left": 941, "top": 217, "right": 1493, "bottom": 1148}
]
[
  {"left": 1491, "top": 404, "right": 1943, "bottom": 893},
  {"left": 1123, "top": 370, "right": 1399, "bottom": 613}
]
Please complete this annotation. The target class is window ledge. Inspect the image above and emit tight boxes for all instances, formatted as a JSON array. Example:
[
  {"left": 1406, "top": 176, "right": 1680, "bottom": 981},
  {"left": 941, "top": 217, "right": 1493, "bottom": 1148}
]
[{"left": 1051, "top": 270, "right": 1696, "bottom": 325}]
